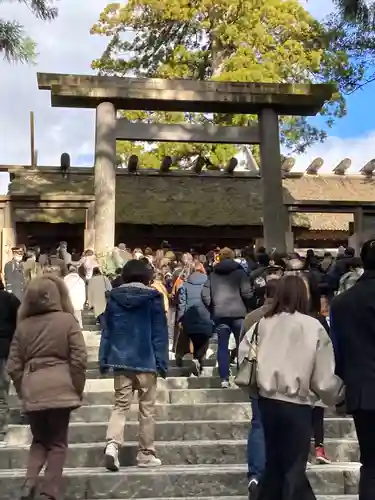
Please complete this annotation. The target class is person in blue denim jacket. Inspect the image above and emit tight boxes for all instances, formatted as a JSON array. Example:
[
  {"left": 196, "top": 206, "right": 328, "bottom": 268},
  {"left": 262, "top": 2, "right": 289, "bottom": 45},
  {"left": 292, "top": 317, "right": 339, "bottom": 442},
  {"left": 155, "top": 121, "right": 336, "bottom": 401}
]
[{"left": 99, "top": 259, "right": 169, "bottom": 470}]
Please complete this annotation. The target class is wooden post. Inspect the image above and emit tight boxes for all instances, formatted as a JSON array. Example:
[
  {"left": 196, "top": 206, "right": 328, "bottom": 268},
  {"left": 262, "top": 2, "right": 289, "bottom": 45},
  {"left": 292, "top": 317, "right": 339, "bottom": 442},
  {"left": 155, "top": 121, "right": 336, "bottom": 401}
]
[
  {"left": 258, "top": 108, "right": 287, "bottom": 253},
  {"left": 84, "top": 201, "right": 95, "bottom": 250},
  {"left": 94, "top": 102, "right": 116, "bottom": 254},
  {"left": 286, "top": 210, "right": 294, "bottom": 253},
  {"left": 350, "top": 207, "right": 365, "bottom": 256},
  {"left": 30, "top": 111, "right": 36, "bottom": 168},
  {"left": 2, "top": 202, "right": 16, "bottom": 272}
]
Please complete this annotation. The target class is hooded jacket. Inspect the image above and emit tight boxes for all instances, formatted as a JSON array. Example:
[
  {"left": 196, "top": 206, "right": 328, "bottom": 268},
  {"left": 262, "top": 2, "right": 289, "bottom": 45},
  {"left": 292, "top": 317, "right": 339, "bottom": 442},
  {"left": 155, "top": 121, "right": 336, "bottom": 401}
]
[
  {"left": 201, "top": 259, "right": 254, "bottom": 320},
  {"left": 6, "top": 277, "right": 87, "bottom": 412},
  {"left": 177, "top": 272, "right": 213, "bottom": 336},
  {"left": 99, "top": 283, "right": 169, "bottom": 375}
]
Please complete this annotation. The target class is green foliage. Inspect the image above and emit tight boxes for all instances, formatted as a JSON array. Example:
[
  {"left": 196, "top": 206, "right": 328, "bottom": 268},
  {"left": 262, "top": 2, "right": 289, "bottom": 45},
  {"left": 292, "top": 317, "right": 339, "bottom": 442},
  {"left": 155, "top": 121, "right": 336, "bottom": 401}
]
[
  {"left": 326, "top": 2, "right": 375, "bottom": 93},
  {"left": 0, "top": 0, "right": 58, "bottom": 63},
  {"left": 91, "top": 0, "right": 367, "bottom": 167},
  {"left": 334, "top": 0, "right": 375, "bottom": 25}
]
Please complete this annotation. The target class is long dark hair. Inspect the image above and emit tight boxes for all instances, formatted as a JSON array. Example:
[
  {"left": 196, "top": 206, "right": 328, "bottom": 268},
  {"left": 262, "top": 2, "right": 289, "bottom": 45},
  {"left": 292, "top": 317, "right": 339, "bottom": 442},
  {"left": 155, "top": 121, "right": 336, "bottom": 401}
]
[{"left": 265, "top": 274, "right": 309, "bottom": 318}]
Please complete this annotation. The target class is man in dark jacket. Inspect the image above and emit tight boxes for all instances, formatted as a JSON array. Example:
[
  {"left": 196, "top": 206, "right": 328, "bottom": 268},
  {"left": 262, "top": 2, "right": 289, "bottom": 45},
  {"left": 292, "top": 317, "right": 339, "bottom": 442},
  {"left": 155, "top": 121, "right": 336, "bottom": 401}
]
[
  {"left": 100, "top": 259, "right": 168, "bottom": 470},
  {"left": 202, "top": 247, "right": 253, "bottom": 387},
  {"left": 0, "top": 279, "right": 20, "bottom": 440},
  {"left": 330, "top": 239, "right": 375, "bottom": 500},
  {"left": 326, "top": 246, "right": 355, "bottom": 296},
  {"left": 4, "top": 247, "right": 25, "bottom": 301}
]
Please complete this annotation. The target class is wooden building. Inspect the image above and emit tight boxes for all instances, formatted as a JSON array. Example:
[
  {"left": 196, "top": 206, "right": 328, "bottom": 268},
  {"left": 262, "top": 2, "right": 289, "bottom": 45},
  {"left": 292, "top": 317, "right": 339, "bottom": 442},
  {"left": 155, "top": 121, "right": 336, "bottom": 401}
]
[{"left": 2, "top": 164, "right": 375, "bottom": 253}]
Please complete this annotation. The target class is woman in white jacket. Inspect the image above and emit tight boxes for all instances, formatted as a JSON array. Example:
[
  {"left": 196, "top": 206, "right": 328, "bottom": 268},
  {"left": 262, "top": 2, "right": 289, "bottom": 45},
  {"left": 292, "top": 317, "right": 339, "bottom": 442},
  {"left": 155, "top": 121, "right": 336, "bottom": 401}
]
[
  {"left": 239, "top": 274, "right": 344, "bottom": 500},
  {"left": 64, "top": 265, "right": 86, "bottom": 327}
]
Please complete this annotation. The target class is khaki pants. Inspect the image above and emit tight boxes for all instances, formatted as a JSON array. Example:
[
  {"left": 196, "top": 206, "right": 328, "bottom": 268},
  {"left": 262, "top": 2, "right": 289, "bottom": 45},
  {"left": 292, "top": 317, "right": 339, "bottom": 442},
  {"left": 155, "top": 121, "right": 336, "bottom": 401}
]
[{"left": 106, "top": 372, "right": 157, "bottom": 452}]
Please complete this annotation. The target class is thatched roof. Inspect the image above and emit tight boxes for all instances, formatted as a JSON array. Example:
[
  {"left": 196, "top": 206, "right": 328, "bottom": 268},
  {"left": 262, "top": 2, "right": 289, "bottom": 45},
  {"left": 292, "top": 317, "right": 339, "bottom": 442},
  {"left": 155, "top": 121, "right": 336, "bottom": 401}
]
[{"left": 9, "top": 168, "right": 375, "bottom": 230}]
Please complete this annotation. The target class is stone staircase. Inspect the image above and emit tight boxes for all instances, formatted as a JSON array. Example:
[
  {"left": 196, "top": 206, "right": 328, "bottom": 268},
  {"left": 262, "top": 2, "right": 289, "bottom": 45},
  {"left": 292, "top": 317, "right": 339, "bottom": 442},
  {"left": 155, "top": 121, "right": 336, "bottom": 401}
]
[{"left": 0, "top": 313, "right": 360, "bottom": 499}]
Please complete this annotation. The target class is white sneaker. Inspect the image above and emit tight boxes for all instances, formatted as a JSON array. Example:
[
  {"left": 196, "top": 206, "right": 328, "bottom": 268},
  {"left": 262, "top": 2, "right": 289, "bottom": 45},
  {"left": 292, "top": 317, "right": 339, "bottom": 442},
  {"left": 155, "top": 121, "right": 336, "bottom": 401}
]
[
  {"left": 248, "top": 477, "right": 259, "bottom": 497},
  {"left": 191, "top": 358, "right": 201, "bottom": 377},
  {"left": 206, "top": 348, "right": 215, "bottom": 359},
  {"left": 221, "top": 380, "right": 230, "bottom": 389},
  {"left": 104, "top": 442, "right": 120, "bottom": 472},
  {"left": 137, "top": 451, "right": 162, "bottom": 467}
]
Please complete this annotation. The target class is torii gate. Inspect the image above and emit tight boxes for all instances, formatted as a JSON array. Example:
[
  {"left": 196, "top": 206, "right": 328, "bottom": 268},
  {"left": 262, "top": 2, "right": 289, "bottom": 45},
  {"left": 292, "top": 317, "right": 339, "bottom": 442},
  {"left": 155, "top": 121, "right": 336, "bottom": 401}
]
[{"left": 37, "top": 73, "right": 333, "bottom": 253}]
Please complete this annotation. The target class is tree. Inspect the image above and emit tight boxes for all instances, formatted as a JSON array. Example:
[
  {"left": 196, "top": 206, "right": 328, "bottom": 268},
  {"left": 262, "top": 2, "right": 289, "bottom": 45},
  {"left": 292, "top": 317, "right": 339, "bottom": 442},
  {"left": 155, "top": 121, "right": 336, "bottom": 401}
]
[
  {"left": 326, "top": 1, "right": 375, "bottom": 93},
  {"left": 0, "top": 0, "right": 58, "bottom": 63},
  {"left": 91, "top": 0, "right": 366, "bottom": 168},
  {"left": 334, "top": 0, "right": 375, "bottom": 24}
]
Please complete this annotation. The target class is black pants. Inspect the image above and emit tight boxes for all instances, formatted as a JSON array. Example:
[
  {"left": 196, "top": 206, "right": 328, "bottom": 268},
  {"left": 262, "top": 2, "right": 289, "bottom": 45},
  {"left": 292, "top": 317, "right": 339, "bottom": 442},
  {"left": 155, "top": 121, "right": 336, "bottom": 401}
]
[
  {"left": 352, "top": 410, "right": 375, "bottom": 500},
  {"left": 189, "top": 333, "right": 209, "bottom": 364},
  {"left": 312, "top": 407, "right": 324, "bottom": 447},
  {"left": 257, "top": 398, "right": 316, "bottom": 500},
  {"left": 25, "top": 408, "right": 71, "bottom": 500}
]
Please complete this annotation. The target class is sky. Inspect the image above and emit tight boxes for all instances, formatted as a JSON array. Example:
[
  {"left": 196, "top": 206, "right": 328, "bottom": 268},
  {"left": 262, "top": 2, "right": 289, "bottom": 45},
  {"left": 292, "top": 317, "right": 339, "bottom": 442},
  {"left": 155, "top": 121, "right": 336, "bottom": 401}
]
[{"left": 1, "top": 0, "right": 375, "bottom": 193}]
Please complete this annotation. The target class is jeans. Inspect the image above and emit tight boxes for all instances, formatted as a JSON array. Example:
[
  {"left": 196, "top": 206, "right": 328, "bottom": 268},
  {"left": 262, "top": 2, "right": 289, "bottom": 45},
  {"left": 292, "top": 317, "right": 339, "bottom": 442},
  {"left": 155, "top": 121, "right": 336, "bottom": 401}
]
[
  {"left": 215, "top": 317, "right": 243, "bottom": 381},
  {"left": 248, "top": 397, "right": 266, "bottom": 481}
]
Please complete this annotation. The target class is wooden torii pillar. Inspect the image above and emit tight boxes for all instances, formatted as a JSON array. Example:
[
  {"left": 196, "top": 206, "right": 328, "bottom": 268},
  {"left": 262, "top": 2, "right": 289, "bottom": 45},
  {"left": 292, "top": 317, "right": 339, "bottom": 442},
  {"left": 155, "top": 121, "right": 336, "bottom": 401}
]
[{"left": 94, "top": 102, "right": 117, "bottom": 254}]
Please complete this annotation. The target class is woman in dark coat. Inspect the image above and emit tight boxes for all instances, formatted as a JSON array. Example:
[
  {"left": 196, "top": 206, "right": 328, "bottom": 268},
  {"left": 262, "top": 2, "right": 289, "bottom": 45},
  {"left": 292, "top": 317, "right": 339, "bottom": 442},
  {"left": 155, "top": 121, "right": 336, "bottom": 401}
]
[{"left": 177, "top": 262, "right": 213, "bottom": 375}]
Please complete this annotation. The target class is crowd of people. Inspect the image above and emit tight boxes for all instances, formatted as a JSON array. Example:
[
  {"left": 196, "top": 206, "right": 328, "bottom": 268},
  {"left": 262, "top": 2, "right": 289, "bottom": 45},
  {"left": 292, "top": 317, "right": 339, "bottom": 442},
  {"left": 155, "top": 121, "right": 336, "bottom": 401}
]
[{"left": 0, "top": 239, "right": 373, "bottom": 500}]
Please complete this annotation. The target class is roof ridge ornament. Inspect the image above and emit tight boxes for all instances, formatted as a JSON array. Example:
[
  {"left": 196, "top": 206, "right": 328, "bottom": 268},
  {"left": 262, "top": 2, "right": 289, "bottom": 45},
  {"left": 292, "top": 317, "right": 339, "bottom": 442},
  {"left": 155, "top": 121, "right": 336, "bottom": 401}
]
[
  {"left": 360, "top": 159, "right": 375, "bottom": 175},
  {"left": 306, "top": 157, "right": 324, "bottom": 175},
  {"left": 333, "top": 158, "right": 351, "bottom": 175}
]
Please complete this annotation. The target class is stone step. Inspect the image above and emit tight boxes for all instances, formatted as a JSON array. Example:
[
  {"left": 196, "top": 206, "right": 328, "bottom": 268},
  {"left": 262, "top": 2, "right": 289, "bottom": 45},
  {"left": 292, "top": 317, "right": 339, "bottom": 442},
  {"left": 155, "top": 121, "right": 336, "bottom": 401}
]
[
  {"left": 5, "top": 417, "right": 356, "bottom": 446},
  {"left": 9, "top": 402, "right": 252, "bottom": 424},
  {"left": 10, "top": 388, "right": 248, "bottom": 407},
  {"left": 83, "top": 377, "right": 234, "bottom": 391},
  {"left": 6, "top": 420, "right": 250, "bottom": 445},
  {"left": 0, "top": 464, "right": 360, "bottom": 498},
  {"left": 83, "top": 358, "right": 219, "bottom": 369},
  {"left": 83, "top": 334, "right": 219, "bottom": 350},
  {"left": 86, "top": 351, "right": 219, "bottom": 363},
  {"left": 0, "top": 439, "right": 361, "bottom": 468},
  {"left": 79, "top": 497, "right": 359, "bottom": 500},
  {"left": 86, "top": 365, "right": 230, "bottom": 379},
  {"left": 9, "top": 376, "right": 233, "bottom": 394}
]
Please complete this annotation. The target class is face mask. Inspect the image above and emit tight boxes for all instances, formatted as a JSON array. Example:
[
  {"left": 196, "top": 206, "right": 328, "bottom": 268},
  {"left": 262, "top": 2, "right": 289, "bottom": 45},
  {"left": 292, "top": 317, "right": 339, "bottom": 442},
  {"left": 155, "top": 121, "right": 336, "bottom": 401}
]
[{"left": 13, "top": 255, "right": 22, "bottom": 262}]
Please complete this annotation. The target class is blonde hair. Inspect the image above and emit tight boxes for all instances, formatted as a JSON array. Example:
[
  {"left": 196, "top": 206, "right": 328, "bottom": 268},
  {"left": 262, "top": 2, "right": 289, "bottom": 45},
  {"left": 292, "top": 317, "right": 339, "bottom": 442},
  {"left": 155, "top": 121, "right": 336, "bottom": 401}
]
[
  {"left": 219, "top": 247, "right": 235, "bottom": 261},
  {"left": 18, "top": 274, "right": 75, "bottom": 321}
]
